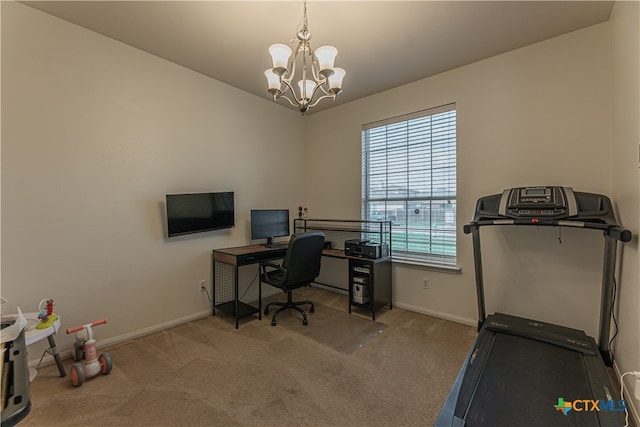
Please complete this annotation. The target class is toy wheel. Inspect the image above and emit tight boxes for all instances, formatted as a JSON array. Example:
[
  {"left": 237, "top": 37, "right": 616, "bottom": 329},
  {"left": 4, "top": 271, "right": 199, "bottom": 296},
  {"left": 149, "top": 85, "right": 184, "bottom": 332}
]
[
  {"left": 99, "top": 352, "right": 113, "bottom": 375},
  {"left": 72, "top": 341, "right": 84, "bottom": 362},
  {"left": 70, "top": 362, "right": 85, "bottom": 387}
]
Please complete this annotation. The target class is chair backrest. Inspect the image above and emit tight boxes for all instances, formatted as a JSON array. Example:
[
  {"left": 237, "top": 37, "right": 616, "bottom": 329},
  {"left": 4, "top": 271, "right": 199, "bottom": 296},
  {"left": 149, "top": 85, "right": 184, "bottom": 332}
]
[{"left": 281, "top": 232, "right": 325, "bottom": 288}]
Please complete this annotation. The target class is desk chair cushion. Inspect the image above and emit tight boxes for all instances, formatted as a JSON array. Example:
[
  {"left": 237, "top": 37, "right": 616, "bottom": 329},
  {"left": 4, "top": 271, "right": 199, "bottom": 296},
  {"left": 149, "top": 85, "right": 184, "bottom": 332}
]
[{"left": 261, "top": 232, "right": 325, "bottom": 325}]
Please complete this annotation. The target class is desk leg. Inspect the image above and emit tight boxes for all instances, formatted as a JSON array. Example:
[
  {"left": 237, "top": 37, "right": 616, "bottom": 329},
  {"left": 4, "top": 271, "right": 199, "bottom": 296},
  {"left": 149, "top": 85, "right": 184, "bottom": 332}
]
[
  {"left": 258, "top": 264, "right": 262, "bottom": 321},
  {"left": 234, "top": 265, "right": 239, "bottom": 329},
  {"left": 212, "top": 258, "right": 216, "bottom": 316},
  {"left": 46, "top": 335, "right": 66, "bottom": 377}
]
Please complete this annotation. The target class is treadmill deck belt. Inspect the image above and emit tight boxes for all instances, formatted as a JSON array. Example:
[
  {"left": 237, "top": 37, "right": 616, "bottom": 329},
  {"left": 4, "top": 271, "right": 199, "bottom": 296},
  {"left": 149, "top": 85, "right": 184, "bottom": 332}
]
[{"left": 438, "top": 313, "right": 625, "bottom": 426}]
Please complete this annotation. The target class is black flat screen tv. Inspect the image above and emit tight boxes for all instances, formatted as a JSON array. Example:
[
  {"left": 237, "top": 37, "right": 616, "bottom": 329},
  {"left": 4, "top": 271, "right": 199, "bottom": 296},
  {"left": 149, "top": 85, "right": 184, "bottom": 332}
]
[{"left": 166, "top": 192, "right": 235, "bottom": 237}]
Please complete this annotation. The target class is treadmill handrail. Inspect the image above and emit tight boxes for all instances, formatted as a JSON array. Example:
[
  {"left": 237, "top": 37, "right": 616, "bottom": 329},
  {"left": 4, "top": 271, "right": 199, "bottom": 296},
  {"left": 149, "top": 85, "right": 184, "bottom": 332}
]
[
  {"left": 464, "top": 189, "right": 633, "bottom": 366},
  {"left": 463, "top": 220, "right": 631, "bottom": 242}
]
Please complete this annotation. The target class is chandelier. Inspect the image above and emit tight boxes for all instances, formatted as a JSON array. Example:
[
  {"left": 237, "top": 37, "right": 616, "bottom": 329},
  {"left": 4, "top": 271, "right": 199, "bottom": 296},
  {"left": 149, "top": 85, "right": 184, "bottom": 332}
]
[{"left": 264, "top": 0, "right": 346, "bottom": 114}]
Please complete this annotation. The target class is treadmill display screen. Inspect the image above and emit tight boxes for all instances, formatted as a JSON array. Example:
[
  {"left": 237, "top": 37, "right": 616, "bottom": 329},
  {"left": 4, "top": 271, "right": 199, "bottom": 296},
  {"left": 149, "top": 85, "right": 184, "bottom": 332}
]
[
  {"left": 499, "top": 186, "right": 578, "bottom": 219},
  {"left": 522, "top": 187, "right": 550, "bottom": 196}
]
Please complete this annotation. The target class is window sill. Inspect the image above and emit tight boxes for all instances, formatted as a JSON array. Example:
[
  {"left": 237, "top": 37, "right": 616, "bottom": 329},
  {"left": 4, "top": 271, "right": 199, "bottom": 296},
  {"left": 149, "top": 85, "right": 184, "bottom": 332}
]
[{"left": 392, "top": 256, "right": 461, "bottom": 273}]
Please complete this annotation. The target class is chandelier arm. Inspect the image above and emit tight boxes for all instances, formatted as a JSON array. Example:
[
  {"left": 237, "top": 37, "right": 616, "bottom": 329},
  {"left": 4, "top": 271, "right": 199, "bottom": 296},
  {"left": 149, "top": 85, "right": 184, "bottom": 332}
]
[
  {"left": 300, "top": 42, "right": 311, "bottom": 100},
  {"left": 276, "top": 79, "right": 292, "bottom": 98},
  {"left": 281, "top": 80, "right": 294, "bottom": 97},
  {"left": 276, "top": 93, "right": 303, "bottom": 109},
  {"left": 306, "top": 81, "right": 326, "bottom": 104},
  {"left": 309, "top": 56, "right": 324, "bottom": 83},
  {"left": 278, "top": 78, "right": 303, "bottom": 105},
  {"left": 286, "top": 48, "right": 298, "bottom": 82},
  {"left": 315, "top": 83, "right": 331, "bottom": 97},
  {"left": 307, "top": 92, "right": 336, "bottom": 109}
]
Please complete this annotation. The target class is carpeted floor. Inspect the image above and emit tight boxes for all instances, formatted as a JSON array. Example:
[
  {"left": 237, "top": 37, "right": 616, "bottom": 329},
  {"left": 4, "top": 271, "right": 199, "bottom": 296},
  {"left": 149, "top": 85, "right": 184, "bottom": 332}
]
[{"left": 20, "top": 286, "right": 477, "bottom": 426}]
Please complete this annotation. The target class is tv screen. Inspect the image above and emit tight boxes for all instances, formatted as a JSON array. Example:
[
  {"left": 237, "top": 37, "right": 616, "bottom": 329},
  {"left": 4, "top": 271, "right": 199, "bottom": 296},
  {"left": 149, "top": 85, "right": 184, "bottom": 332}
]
[
  {"left": 166, "top": 192, "right": 235, "bottom": 237},
  {"left": 251, "top": 209, "right": 290, "bottom": 246}
]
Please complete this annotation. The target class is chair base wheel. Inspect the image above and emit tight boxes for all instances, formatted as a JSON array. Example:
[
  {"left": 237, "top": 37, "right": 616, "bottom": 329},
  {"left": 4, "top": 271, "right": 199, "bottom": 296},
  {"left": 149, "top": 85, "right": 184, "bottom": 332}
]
[{"left": 264, "top": 294, "right": 314, "bottom": 326}]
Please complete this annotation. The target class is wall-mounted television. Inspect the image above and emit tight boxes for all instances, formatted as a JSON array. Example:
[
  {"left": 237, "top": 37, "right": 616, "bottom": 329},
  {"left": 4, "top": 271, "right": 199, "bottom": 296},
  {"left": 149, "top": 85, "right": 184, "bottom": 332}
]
[{"left": 166, "top": 192, "right": 235, "bottom": 237}]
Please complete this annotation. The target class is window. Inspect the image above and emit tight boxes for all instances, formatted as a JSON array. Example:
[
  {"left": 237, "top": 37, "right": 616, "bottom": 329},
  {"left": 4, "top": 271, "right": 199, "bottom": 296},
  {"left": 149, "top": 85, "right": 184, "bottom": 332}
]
[{"left": 361, "top": 103, "right": 457, "bottom": 267}]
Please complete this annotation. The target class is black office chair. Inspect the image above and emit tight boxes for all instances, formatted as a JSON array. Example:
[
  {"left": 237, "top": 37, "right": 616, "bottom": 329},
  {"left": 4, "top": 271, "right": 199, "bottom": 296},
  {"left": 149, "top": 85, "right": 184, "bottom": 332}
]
[{"left": 261, "top": 232, "right": 325, "bottom": 326}]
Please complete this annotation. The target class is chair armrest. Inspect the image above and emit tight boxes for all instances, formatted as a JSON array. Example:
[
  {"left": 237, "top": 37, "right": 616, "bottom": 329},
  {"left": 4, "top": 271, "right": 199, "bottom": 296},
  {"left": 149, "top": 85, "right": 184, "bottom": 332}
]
[
  {"left": 262, "top": 260, "right": 281, "bottom": 269},
  {"left": 261, "top": 260, "right": 286, "bottom": 275}
]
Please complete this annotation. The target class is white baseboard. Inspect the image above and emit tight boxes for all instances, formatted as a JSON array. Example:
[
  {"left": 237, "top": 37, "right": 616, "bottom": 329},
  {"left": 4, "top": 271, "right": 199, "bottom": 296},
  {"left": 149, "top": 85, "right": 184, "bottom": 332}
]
[
  {"left": 30, "top": 309, "right": 212, "bottom": 368},
  {"left": 393, "top": 301, "right": 477, "bottom": 327},
  {"left": 312, "top": 282, "right": 348, "bottom": 295}
]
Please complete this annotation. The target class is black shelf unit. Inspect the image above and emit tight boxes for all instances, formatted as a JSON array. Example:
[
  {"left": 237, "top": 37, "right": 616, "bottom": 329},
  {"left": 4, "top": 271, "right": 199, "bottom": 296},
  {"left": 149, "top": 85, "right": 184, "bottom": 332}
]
[
  {"left": 214, "top": 300, "right": 259, "bottom": 319},
  {"left": 348, "top": 257, "right": 392, "bottom": 320},
  {"left": 294, "top": 218, "right": 393, "bottom": 320}
]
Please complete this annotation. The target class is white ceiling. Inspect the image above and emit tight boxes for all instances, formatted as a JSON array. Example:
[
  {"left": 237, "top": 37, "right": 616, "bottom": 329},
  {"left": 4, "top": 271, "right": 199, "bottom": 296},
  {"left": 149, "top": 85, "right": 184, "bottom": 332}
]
[{"left": 22, "top": 1, "right": 614, "bottom": 114}]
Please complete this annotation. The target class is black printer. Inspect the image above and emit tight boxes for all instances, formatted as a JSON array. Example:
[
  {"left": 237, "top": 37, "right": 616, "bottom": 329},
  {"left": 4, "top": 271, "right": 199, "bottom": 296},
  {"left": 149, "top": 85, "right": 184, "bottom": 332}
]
[{"left": 344, "top": 239, "right": 389, "bottom": 259}]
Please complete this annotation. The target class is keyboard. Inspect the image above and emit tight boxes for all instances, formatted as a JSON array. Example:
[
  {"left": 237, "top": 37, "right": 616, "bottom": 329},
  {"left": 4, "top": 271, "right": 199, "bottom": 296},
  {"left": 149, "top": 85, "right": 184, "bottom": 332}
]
[{"left": 266, "top": 242, "right": 289, "bottom": 249}]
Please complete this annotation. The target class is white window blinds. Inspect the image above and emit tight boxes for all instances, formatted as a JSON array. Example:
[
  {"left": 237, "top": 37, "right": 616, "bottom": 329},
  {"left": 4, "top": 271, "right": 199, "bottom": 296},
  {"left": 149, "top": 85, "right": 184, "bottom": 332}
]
[{"left": 361, "top": 103, "right": 457, "bottom": 265}]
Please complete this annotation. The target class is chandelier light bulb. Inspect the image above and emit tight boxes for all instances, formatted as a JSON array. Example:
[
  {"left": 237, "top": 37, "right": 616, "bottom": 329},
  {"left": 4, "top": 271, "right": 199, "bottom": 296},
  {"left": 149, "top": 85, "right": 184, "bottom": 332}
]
[
  {"left": 297, "top": 79, "right": 317, "bottom": 101},
  {"left": 264, "top": 69, "right": 281, "bottom": 94},
  {"left": 269, "top": 44, "right": 292, "bottom": 75},
  {"left": 328, "top": 67, "right": 346, "bottom": 93},
  {"left": 315, "top": 46, "right": 338, "bottom": 77}
]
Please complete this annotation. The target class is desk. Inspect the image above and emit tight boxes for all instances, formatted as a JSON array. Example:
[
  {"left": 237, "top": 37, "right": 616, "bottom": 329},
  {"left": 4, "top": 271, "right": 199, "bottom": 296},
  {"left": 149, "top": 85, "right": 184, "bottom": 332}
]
[
  {"left": 212, "top": 245, "right": 288, "bottom": 328},
  {"left": 212, "top": 245, "right": 392, "bottom": 328}
]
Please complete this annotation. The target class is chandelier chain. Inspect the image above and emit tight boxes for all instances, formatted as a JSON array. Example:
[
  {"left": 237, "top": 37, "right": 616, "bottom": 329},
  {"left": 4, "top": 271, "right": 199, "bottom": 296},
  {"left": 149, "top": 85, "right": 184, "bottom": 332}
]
[{"left": 302, "top": 0, "right": 308, "bottom": 32}]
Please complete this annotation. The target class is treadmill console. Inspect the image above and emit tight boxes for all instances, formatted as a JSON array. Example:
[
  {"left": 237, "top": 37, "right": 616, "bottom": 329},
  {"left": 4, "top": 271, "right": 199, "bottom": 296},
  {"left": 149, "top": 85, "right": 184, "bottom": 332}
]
[
  {"left": 498, "top": 186, "right": 578, "bottom": 219},
  {"left": 465, "top": 186, "right": 631, "bottom": 242}
]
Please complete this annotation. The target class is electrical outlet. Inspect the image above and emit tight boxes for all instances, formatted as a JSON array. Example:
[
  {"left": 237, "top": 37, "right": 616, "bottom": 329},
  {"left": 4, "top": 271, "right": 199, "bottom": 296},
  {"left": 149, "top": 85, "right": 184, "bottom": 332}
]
[
  {"left": 422, "top": 277, "right": 429, "bottom": 289},
  {"left": 199, "top": 280, "right": 206, "bottom": 292}
]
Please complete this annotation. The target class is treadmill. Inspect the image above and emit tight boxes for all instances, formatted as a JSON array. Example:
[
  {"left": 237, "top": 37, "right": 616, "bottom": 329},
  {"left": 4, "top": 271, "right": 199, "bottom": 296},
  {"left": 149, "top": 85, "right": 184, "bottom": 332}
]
[{"left": 436, "top": 187, "right": 632, "bottom": 427}]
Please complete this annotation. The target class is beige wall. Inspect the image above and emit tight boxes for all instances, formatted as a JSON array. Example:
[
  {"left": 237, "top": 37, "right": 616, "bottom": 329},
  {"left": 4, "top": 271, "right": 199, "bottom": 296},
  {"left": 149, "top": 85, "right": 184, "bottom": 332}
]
[
  {"left": 611, "top": 0, "right": 640, "bottom": 419},
  {"left": 2, "top": 3, "right": 638, "bottom": 419},
  {"left": 1, "top": 2, "right": 304, "bottom": 354},
  {"left": 307, "top": 22, "right": 614, "bottom": 334},
  {"left": 307, "top": 8, "right": 638, "bottom": 418}
]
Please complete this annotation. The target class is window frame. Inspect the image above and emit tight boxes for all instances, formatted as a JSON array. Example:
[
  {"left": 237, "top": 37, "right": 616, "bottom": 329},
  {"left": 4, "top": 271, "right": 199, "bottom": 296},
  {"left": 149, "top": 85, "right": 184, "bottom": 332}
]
[{"left": 361, "top": 103, "right": 457, "bottom": 268}]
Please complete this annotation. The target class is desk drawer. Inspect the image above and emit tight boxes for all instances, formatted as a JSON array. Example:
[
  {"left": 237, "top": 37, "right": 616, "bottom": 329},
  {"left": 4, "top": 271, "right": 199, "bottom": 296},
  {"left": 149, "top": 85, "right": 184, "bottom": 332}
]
[
  {"left": 214, "top": 247, "right": 287, "bottom": 266},
  {"left": 236, "top": 253, "right": 261, "bottom": 265},
  {"left": 260, "top": 249, "right": 287, "bottom": 263},
  {"left": 236, "top": 250, "right": 285, "bottom": 265}
]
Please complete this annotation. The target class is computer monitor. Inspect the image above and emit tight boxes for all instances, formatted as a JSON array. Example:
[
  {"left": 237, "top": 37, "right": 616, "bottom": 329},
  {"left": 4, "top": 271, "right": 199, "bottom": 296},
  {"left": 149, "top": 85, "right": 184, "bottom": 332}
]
[{"left": 250, "top": 209, "right": 290, "bottom": 246}]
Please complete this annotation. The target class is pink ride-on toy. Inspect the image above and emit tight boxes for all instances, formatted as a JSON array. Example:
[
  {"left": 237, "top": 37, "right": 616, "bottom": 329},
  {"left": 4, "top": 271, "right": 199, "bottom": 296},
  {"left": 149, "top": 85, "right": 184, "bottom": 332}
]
[{"left": 65, "top": 318, "right": 112, "bottom": 387}]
